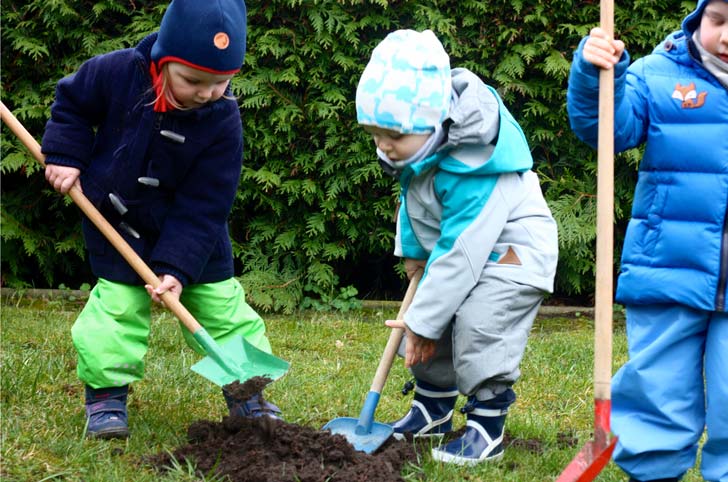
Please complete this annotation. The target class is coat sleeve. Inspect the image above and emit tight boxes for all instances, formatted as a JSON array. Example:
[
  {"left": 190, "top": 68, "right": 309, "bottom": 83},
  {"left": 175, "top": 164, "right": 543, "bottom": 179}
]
[
  {"left": 566, "top": 36, "right": 648, "bottom": 153},
  {"left": 41, "top": 52, "right": 120, "bottom": 167}
]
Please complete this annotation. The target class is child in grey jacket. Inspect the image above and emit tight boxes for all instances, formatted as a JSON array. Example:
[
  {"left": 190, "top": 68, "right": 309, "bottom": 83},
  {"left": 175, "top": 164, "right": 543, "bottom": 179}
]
[{"left": 356, "top": 29, "right": 559, "bottom": 465}]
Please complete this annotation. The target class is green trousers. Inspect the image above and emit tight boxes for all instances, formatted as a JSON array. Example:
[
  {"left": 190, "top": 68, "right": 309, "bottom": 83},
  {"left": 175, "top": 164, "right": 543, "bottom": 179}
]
[{"left": 72, "top": 278, "right": 272, "bottom": 389}]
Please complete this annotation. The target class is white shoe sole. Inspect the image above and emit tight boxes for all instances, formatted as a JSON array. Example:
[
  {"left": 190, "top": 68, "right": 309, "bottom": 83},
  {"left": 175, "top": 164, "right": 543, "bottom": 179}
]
[
  {"left": 392, "top": 431, "right": 446, "bottom": 441},
  {"left": 431, "top": 447, "right": 504, "bottom": 466}
]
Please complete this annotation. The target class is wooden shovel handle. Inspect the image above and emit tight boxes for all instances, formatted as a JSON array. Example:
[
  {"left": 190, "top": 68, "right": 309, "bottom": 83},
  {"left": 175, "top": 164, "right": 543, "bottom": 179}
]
[
  {"left": 0, "top": 101, "right": 205, "bottom": 335},
  {"left": 594, "top": 0, "right": 615, "bottom": 401},
  {"left": 369, "top": 268, "right": 423, "bottom": 394}
]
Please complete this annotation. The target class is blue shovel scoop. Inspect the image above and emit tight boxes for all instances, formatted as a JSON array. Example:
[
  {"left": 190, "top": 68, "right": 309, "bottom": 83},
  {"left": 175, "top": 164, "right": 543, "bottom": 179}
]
[
  {"left": 0, "top": 102, "right": 289, "bottom": 387},
  {"left": 323, "top": 269, "right": 422, "bottom": 453}
]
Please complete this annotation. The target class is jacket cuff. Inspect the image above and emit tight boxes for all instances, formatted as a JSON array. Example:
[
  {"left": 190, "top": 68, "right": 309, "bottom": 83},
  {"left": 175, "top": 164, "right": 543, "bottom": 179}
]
[
  {"left": 151, "top": 264, "right": 191, "bottom": 287},
  {"left": 44, "top": 154, "right": 86, "bottom": 170},
  {"left": 614, "top": 49, "right": 630, "bottom": 78},
  {"left": 404, "top": 314, "right": 444, "bottom": 341}
]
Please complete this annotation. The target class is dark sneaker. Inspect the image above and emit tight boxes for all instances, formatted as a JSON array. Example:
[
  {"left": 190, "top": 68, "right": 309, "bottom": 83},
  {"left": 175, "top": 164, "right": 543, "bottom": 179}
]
[
  {"left": 390, "top": 380, "right": 458, "bottom": 440},
  {"left": 84, "top": 385, "right": 129, "bottom": 439},
  {"left": 224, "top": 392, "right": 283, "bottom": 420},
  {"left": 86, "top": 399, "right": 129, "bottom": 439}
]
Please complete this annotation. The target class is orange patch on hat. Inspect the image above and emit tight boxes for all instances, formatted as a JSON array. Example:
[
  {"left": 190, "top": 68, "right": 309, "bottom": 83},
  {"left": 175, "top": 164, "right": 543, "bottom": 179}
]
[{"left": 214, "top": 32, "right": 230, "bottom": 50}]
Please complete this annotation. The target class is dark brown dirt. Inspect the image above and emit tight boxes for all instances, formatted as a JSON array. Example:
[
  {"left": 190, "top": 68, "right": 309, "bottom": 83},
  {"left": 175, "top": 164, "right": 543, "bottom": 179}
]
[
  {"left": 222, "top": 377, "right": 270, "bottom": 405},
  {"left": 147, "top": 415, "right": 418, "bottom": 482},
  {"left": 146, "top": 377, "right": 565, "bottom": 481},
  {"left": 146, "top": 377, "right": 418, "bottom": 481}
]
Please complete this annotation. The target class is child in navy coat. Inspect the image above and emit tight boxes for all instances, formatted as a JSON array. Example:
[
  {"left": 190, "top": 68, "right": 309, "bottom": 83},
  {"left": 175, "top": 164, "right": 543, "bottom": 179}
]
[{"left": 42, "top": 0, "right": 282, "bottom": 438}]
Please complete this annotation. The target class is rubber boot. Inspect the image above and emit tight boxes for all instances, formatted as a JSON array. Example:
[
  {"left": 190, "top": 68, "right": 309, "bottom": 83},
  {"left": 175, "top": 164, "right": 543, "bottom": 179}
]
[
  {"left": 85, "top": 385, "right": 129, "bottom": 439},
  {"left": 389, "top": 380, "right": 458, "bottom": 440},
  {"left": 223, "top": 390, "right": 283, "bottom": 420},
  {"left": 431, "top": 388, "right": 515, "bottom": 465}
]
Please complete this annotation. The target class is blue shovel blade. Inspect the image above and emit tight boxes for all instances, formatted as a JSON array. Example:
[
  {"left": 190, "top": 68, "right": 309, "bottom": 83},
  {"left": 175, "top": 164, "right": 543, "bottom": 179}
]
[
  {"left": 322, "top": 390, "right": 393, "bottom": 453},
  {"left": 191, "top": 333, "right": 290, "bottom": 386},
  {"left": 323, "top": 417, "right": 394, "bottom": 454}
]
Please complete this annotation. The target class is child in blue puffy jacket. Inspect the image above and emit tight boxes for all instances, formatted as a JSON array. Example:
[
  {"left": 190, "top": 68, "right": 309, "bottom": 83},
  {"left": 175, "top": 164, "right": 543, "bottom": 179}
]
[
  {"left": 356, "top": 29, "right": 559, "bottom": 465},
  {"left": 41, "top": 0, "right": 282, "bottom": 439},
  {"left": 567, "top": 1, "right": 728, "bottom": 480}
]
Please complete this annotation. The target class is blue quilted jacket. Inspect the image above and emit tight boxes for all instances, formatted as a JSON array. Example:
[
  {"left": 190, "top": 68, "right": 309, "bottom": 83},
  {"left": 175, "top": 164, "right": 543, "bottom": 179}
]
[
  {"left": 567, "top": 0, "right": 728, "bottom": 311},
  {"left": 41, "top": 33, "right": 244, "bottom": 286}
]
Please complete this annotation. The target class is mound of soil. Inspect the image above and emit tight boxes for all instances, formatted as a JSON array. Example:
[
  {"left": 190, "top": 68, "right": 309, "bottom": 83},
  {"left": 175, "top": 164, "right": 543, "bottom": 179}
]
[
  {"left": 146, "top": 377, "right": 418, "bottom": 482},
  {"left": 146, "top": 377, "right": 564, "bottom": 481},
  {"left": 150, "top": 416, "right": 418, "bottom": 482}
]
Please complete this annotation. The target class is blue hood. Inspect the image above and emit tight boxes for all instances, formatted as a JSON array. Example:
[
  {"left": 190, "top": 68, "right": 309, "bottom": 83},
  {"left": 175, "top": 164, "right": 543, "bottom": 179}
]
[{"left": 682, "top": 0, "right": 728, "bottom": 36}]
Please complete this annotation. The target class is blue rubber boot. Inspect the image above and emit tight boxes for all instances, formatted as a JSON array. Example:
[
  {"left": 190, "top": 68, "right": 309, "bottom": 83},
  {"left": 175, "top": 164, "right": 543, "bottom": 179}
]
[
  {"left": 390, "top": 380, "right": 458, "bottom": 440},
  {"left": 85, "top": 385, "right": 129, "bottom": 439},
  {"left": 431, "top": 389, "right": 515, "bottom": 465},
  {"left": 223, "top": 390, "right": 283, "bottom": 420}
]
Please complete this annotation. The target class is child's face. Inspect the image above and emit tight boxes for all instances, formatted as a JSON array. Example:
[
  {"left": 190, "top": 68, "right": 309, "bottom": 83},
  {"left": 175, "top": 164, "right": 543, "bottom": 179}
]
[
  {"left": 166, "top": 62, "right": 234, "bottom": 108},
  {"left": 700, "top": 0, "right": 728, "bottom": 62},
  {"left": 363, "top": 126, "right": 431, "bottom": 161}
]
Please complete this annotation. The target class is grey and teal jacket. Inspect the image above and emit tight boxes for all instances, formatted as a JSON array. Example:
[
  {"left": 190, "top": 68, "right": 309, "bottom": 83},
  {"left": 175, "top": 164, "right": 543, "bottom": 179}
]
[
  {"left": 386, "top": 68, "right": 559, "bottom": 340},
  {"left": 567, "top": 0, "right": 728, "bottom": 311},
  {"left": 41, "top": 33, "right": 243, "bottom": 287}
]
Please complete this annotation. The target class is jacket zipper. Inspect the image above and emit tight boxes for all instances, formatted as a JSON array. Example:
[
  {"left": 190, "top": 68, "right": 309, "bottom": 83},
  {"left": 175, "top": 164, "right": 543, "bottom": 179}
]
[{"left": 717, "top": 201, "right": 728, "bottom": 311}]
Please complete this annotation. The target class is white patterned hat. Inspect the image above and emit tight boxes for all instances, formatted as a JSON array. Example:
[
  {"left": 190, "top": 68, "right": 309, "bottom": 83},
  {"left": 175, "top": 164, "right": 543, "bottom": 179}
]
[{"left": 356, "top": 29, "right": 451, "bottom": 134}]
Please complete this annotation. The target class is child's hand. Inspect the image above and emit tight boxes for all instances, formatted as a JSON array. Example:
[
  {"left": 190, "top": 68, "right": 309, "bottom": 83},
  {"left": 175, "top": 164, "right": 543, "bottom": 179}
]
[
  {"left": 582, "top": 27, "right": 625, "bottom": 70},
  {"left": 145, "top": 274, "right": 182, "bottom": 305},
  {"left": 404, "top": 258, "right": 426, "bottom": 280},
  {"left": 385, "top": 319, "right": 436, "bottom": 368},
  {"left": 45, "top": 164, "right": 81, "bottom": 194}
]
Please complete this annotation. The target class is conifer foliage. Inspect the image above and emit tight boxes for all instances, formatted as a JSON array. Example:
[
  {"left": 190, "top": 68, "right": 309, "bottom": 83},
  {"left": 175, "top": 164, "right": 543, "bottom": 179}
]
[{"left": 1, "top": 0, "right": 686, "bottom": 310}]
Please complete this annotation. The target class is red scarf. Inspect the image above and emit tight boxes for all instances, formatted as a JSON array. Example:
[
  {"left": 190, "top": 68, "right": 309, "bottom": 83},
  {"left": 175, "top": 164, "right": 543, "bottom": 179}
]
[{"left": 149, "top": 62, "right": 174, "bottom": 113}]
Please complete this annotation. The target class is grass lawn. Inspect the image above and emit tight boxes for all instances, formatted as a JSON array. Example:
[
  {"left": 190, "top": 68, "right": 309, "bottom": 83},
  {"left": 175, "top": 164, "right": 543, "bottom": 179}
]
[{"left": 1, "top": 293, "right": 705, "bottom": 481}]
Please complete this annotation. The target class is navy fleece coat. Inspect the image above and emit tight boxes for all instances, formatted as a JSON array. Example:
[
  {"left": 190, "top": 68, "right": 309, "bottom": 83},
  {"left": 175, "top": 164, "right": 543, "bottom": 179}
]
[{"left": 41, "top": 33, "right": 243, "bottom": 286}]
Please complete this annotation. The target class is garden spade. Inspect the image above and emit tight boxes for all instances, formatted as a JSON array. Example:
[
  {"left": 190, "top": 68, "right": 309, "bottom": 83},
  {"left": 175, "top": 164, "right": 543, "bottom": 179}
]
[
  {"left": 556, "top": 1, "right": 618, "bottom": 480},
  {"left": 323, "top": 269, "right": 422, "bottom": 453},
  {"left": 0, "top": 101, "right": 289, "bottom": 387}
]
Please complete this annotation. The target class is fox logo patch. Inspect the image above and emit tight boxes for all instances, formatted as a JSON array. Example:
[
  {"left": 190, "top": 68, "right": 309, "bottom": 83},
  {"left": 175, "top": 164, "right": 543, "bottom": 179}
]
[{"left": 671, "top": 82, "right": 708, "bottom": 109}]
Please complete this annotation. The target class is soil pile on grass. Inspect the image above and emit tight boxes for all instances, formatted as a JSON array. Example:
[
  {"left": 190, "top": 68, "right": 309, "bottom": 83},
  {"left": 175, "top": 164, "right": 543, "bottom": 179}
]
[
  {"left": 147, "top": 377, "right": 418, "bottom": 482},
  {"left": 146, "top": 378, "right": 566, "bottom": 480}
]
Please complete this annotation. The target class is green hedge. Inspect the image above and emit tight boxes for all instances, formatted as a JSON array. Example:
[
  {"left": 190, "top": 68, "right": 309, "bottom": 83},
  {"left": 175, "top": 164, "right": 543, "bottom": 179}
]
[{"left": 1, "top": 0, "right": 689, "bottom": 311}]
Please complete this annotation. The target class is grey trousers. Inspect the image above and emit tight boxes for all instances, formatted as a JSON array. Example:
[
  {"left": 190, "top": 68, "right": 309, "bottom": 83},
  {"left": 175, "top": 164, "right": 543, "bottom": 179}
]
[{"left": 401, "top": 274, "right": 543, "bottom": 401}]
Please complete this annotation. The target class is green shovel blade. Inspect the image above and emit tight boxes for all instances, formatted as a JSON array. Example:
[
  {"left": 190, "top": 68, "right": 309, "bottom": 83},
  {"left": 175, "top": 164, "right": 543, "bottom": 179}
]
[{"left": 190, "top": 330, "right": 290, "bottom": 386}]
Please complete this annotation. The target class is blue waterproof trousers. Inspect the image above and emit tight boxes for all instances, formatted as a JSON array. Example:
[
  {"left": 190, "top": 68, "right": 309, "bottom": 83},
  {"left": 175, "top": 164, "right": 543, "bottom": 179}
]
[{"left": 612, "top": 304, "right": 728, "bottom": 482}]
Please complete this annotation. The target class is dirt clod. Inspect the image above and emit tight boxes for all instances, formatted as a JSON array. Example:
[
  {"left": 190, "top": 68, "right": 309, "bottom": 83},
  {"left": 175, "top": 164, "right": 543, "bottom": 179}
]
[{"left": 222, "top": 376, "right": 271, "bottom": 401}]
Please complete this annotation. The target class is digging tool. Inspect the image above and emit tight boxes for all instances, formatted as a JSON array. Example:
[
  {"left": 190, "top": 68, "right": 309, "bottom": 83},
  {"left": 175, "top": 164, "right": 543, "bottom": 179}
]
[
  {"left": 323, "top": 269, "right": 422, "bottom": 453},
  {"left": 0, "top": 101, "right": 289, "bottom": 387},
  {"left": 556, "top": 1, "right": 618, "bottom": 480}
]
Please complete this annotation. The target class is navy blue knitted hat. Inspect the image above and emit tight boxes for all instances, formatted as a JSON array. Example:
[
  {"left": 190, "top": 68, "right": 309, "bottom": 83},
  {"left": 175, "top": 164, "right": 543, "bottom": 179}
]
[{"left": 151, "top": 0, "right": 247, "bottom": 74}]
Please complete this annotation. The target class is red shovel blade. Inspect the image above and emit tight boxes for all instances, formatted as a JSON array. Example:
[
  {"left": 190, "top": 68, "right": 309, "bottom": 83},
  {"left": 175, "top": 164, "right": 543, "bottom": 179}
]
[
  {"left": 556, "top": 399, "right": 617, "bottom": 482},
  {"left": 556, "top": 437, "right": 617, "bottom": 482}
]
